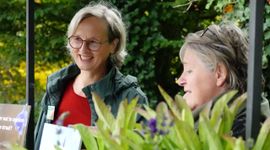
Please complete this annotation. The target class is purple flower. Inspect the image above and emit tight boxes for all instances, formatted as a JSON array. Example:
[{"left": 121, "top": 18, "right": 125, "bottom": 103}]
[{"left": 148, "top": 118, "right": 157, "bottom": 134}]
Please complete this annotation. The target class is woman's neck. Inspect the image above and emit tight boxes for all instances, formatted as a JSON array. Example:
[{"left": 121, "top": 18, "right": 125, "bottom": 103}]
[{"left": 73, "top": 66, "right": 107, "bottom": 97}]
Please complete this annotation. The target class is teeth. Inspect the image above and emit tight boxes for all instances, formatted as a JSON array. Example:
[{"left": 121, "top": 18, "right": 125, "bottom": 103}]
[{"left": 80, "top": 55, "right": 92, "bottom": 60}]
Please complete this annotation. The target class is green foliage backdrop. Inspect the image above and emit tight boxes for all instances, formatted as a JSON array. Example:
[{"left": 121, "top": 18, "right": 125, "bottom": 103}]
[{"left": 0, "top": 0, "right": 269, "bottom": 113}]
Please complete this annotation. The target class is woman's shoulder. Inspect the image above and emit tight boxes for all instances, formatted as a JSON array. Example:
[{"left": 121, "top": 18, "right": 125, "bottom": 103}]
[
  {"left": 47, "top": 64, "right": 79, "bottom": 82},
  {"left": 113, "top": 69, "right": 148, "bottom": 103}
]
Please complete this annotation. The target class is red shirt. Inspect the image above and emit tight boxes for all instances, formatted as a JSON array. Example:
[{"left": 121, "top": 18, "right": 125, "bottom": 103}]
[{"left": 53, "top": 81, "right": 91, "bottom": 126}]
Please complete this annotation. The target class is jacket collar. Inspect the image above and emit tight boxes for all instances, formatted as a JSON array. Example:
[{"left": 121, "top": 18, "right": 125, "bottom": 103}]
[
  {"left": 46, "top": 64, "right": 80, "bottom": 105},
  {"left": 82, "top": 66, "right": 120, "bottom": 100},
  {"left": 46, "top": 63, "right": 136, "bottom": 104}
]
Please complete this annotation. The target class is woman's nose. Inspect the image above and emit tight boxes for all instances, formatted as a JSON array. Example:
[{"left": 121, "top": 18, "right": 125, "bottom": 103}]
[
  {"left": 79, "top": 41, "right": 89, "bottom": 52},
  {"left": 176, "top": 75, "right": 186, "bottom": 86}
]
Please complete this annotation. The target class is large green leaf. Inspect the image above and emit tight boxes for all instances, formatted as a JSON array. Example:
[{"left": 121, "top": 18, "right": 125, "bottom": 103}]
[
  {"left": 158, "top": 85, "right": 182, "bottom": 121},
  {"left": 121, "top": 130, "right": 144, "bottom": 150},
  {"left": 210, "top": 90, "right": 237, "bottom": 128},
  {"left": 73, "top": 124, "right": 98, "bottom": 150},
  {"left": 229, "top": 93, "right": 247, "bottom": 118},
  {"left": 217, "top": 106, "right": 234, "bottom": 135},
  {"left": 253, "top": 118, "right": 270, "bottom": 150},
  {"left": 234, "top": 137, "right": 245, "bottom": 150},
  {"left": 174, "top": 119, "right": 201, "bottom": 150},
  {"left": 199, "top": 114, "right": 223, "bottom": 150},
  {"left": 170, "top": 124, "right": 188, "bottom": 150},
  {"left": 92, "top": 92, "right": 115, "bottom": 130},
  {"left": 124, "top": 98, "right": 139, "bottom": 129},
  {"left": 222, "top": 135, "right": 236, "bottom": 149},
  {"left": 113, "top": 99, "right": 126, "bottom": 137},
  {"left": 136, "top": 106, "right": 154, "bottom": 120},
  {"left": 159, "top": 137, "right": 179, "bottom": 150},
  {"left": 175, "top": 94, "right": 194, "bottom": 128},
  {"left": 95, "top": 121, "right": 124, "bottom": 150}
]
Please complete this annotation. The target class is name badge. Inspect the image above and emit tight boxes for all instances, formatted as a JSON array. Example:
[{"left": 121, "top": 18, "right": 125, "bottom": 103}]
[{"left": 46, "top": 106, "right": 55, "bottom": 120}]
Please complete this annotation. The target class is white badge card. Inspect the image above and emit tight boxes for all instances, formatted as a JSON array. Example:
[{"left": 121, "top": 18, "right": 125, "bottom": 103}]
[{"left": 39, "top": 123, "right": 82, "bottom": 150}]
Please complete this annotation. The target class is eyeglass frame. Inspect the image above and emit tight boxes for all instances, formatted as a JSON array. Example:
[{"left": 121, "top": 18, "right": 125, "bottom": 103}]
[
  {"left": 68, "top": 35, "right": 109, "bottom": 51},
  {"left": 199, "top": 27, "right": 232, "bottom": 55},
  {"left": 200, "top": 27, "right": 224, "bottom": 44}
]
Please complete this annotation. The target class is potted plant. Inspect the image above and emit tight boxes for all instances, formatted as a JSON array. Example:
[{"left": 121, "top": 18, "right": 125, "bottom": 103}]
[{"left": 73, "top": 86, "right": 270, "bottom": 150}]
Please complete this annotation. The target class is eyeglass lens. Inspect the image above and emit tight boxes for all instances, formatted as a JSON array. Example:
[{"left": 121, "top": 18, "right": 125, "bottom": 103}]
[{"left": 69, "top": 36, "right": 102, "bottom": 51}]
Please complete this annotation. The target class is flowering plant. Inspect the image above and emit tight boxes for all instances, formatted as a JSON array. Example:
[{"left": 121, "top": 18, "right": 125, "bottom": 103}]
[{"left": 74, "top": 86, "right": 270, "bottom": 150}]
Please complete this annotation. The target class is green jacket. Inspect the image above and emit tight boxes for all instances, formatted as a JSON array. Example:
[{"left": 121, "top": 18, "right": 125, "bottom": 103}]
[{"left": 34, "top": 64, "right": 148, "bottom": 149}]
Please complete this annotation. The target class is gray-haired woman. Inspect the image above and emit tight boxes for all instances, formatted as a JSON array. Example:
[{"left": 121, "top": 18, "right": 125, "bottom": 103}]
[
  {"left": 34, "top": 2, "right": 148, "bottom": 149},
  {"left": 176, "top": 23, "right": 268, "bottom": 138}
]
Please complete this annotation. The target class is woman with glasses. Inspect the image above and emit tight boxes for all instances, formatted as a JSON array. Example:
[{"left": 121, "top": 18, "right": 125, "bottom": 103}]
[
  {"left": 35, "top": 2, "right": 148, "bottom": 149},
  {"left": 176, "top": 23, "right": 250, "bottom": 138}
]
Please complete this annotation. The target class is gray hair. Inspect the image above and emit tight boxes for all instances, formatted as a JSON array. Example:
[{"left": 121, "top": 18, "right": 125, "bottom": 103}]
[
  {"left": 66, "top": 1, "right": 127, "bottom": 68},
  {"left": 179, "top": 23, "right": 248, "bottom": 94}
]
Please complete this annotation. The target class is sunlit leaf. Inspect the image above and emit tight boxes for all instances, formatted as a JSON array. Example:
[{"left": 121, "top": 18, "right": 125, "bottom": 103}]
[
  {"left": 210, "top": 90, "right": 237, "bottom": 127},
  {"left": 253, "top": 118, "right": 270, "bottom": 150},
  {"left": 92, "top": 92, "right": 115, "bottom": 130},
  {"left": 73, "top": 124, "right": 98, "bottom": 150},
  {"left": 199, "top": 114, "right": 223, "bottom": 150},
  {"left": 158, "top": 85, "right": 182, "bottom": 121},
  {"left": 175, "top": 94, "right": 194, "bottom": 128}
]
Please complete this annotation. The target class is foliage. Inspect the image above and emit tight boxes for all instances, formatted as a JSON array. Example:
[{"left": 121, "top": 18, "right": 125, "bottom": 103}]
[
  {"left": 73, "top": 86, "right": 270, "bottom": 150},
  {"left": 0, "top": 0, "right": 269, "bottom": 120},
  {"left": 0, "top": 0, "right": 225, "bottom": 107},
  {"left": 203, "top": 0, "right": 270, "bottom": 99},
  {"left": 0, "top": 142, "right": 27, "bottom": 150}
]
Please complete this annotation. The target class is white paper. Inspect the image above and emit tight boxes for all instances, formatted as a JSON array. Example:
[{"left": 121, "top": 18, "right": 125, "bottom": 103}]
[{"left": 39, "top": 123, "right": 82, "bottom": 150}]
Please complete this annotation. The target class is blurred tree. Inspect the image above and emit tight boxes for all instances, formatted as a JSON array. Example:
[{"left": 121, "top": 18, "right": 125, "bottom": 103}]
[{"left": 0, "top": 0, "right": 269, "bottom": 112}]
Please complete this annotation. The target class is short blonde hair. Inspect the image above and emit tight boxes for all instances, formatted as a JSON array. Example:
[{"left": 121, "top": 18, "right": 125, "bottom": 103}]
[
  {"left": 66, "top": 2, "right": 127, "bottom": 68},
  {"left": 180, "top": 24, "right": 248, "bottom": 94}
]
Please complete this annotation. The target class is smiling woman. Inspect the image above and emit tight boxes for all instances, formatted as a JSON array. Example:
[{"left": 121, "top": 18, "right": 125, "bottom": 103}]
[{"left": 34, "top": 1, "right": 148, "bottom": 149}]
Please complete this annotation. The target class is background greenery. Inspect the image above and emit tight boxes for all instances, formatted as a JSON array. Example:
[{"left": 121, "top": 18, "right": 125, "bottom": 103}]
[{"left": 0, "top": 0, "right": 269, "bottom": 120}]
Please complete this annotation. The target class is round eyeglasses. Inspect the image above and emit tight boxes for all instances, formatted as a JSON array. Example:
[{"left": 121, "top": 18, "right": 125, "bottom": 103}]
[{"left": 68, "top": 36, "right": 108, "bottom": 51}]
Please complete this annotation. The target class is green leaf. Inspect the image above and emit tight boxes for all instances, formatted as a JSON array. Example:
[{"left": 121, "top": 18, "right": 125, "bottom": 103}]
[
  {"left": 144, "top": 105, "right": 157, "bottom": 119},
  {"left": 205, "top": 0, "right": 215, "bottom": 9},
  {"left": 157, "top": 85, "right": 174, "bottom": 108},
  {"left": 125, "top": 98, "right": 139, "bottom": 129},
  {"left": 113, "top": 98, "right": 139, "bottom": 139},
  {"left": 234, "top": 137, "right": 245, "bottom": 150},
  {"left": 170, "top": 123, "right": 189, "bottom": 149},
  {"left": 121, "top": 130, "right": 144, "bottom": 150},
  {"left": 96, "top": 121, "right": 124, "bottom": 150},
  {"left": 96, "top": 137, "right": 105, "bottom": 150},
  {"left": 222, "top": 135, "right": 236, "bottom": 149},
  {"left": 199, "top": 114, "right": 223, "bottom": 150},
  {"left": 158, "top": 85, "right": 182, "bottom": 121},
  {"left": 92, "top": 92, "right": 115, "bottom": 130},
  {"left": 265, "top": 31, "right": 270, "bottom": 40},
  {"left": 217, "top": 106, "right": 234, "bottom": 135},
  {"left": 253, "top": 118, "right": 270, "bottom": 150},
  {"left": 159, "top": 137, "right": 178, "bottom": 150},
  {"left": 73, "top": 124, "right": 98, "bottom": 150},
  {"left": 210, "top": 90, "right": 237, "bottom": 128},
  {"left": 229, "top": 93, "right": 247, "bottom": 118},
  {"left": 174, "top": 119, "right": 201, "bottom": 150},
  {"left": 264, "top": 45, "right": 270, "bottom": 56},
  {"left": 175, "top": 94, "right": 194, "bottom": 128},
  {"left": 136, "top": 107, "right": 153, "bottom": 120},
  {"left": 113, "top": 99, "right": 126, "bottom": 136}
]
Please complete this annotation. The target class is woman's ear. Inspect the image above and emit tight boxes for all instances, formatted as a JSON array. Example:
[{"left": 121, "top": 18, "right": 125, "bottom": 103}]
[
  {"left": 110, "top": 39, "right": 119, "bottom": 54},
  {"left": 215, "top": 63, "right": 227, "bottom": 87}
]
